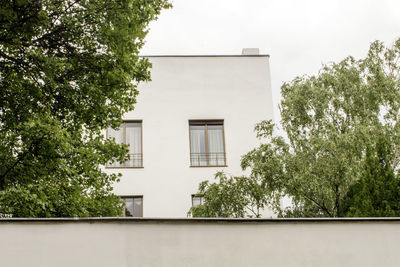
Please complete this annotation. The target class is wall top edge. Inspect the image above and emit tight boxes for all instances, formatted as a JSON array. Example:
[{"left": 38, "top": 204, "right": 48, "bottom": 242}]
[
  {"left": 1, "top": 217, "right": 400, "bottom": 223},
  {"left": 139, "top": 55, "right": 270, "bottom": 58}
]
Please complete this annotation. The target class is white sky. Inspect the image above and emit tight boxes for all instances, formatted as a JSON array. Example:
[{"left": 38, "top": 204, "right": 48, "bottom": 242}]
[{"left": 141, "top": 0, "right": 400, "bottom": 122}]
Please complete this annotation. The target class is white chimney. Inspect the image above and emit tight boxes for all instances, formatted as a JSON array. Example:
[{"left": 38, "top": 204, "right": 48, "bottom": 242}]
[{"left": 242, "top": 48, "right": 259, "bottom": 55}]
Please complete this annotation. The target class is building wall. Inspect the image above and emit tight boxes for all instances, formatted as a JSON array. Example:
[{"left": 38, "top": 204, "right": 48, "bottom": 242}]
[
  {"left": 106, "top": 55, "right": 274, "bottom": 217},
  {"left": 1, "top": 218, "right": 399, "bottom": 267}
]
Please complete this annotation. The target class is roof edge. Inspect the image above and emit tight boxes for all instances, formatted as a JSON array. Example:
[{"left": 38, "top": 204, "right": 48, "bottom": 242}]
[{"left": 139, "top": 54, "right": 270, "bottom": 58}]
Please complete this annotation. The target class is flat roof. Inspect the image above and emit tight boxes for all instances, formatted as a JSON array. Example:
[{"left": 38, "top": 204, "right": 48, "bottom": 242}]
[
  {"left": 139, "top": 54, "right": 270, "bottom": 58},
  {"left": 1, "top": 217, "right": 400, "bottom": 223}
]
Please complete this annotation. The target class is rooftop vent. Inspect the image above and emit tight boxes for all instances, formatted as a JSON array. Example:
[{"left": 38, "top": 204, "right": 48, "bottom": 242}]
[{"left": 242, "top": 48, "right": 259, "bottom": 55}]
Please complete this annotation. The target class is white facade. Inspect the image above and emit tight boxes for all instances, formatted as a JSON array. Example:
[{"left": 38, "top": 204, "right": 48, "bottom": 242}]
[{"left": 106, "top": 52, "right": 274, "bottom": 217}]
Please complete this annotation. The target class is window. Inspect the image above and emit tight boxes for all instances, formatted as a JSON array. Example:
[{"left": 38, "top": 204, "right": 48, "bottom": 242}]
[
  {"left": 121, "top": 196, "right": 143, "bottom": 217},
  {"left": 107, "top": 121, "right": 143, "bottom": 168},
  {"left": 192, "top": 195, "right": 204, "bottom": 207},
  {"left": 189, "top": 120, "right": 226, "bottom": 167}
]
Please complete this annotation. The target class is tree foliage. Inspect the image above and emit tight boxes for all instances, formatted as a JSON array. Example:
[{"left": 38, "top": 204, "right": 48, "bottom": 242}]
[
  {"left": 191, "top": 38, "right": 400, "bottom": 218},
  {"left": 188, "top": 172, "right": 272, "bottom": 218},
  {"left": 342, "top": 132, "right": 400, "bottom": 217},
  {"left": 0, "top": 0, "right": 170, "bottom": 217}
]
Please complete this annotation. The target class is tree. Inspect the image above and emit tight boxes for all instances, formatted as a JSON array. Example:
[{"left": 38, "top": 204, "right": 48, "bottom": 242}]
[
  {"left": 0, "top": 0, "right": 170, "bottom": 217},
  {"left": 188, "top": 172, "right": 272, "bottom": 218},
  {"left": 342, "top": 131, "right": 400, "bottom": 217},
  {"left": 191, "top": 38, "right": 400, "bottom": 218}
]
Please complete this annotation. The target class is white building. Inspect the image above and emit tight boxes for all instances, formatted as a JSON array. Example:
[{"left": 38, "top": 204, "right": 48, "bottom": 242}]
[{"left": 106, "top": 49, "right": 274, "bottom": 217}]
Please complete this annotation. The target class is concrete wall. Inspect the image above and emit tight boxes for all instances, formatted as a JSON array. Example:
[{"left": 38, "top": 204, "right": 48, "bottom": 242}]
[
  {"left": 1, "top": 218, "right": 399, "bottom": 267},
  {"left": 105, "top": 55, "right": 274, "bottom": 217}
]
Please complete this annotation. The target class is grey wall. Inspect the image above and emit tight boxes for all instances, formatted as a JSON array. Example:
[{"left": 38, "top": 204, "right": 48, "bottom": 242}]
[{"left": 0, "top": 218, "right": 399, "bottom": 267}]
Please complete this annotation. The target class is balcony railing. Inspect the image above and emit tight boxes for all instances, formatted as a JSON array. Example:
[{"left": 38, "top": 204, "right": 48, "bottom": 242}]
[
  {"left": 190, "top": 152, "right": 226, "bottom": 167},
  {"left": 106, "top": 153, "right": 143, "bottom": 168}
]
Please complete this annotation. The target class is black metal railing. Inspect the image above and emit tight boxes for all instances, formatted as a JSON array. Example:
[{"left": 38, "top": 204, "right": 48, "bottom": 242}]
[
  {"left": 107, "top": 153, "right": 143, "bottom": 168},
  {"left": 190, "top": 152, "right": 226, "bottom": 167}
]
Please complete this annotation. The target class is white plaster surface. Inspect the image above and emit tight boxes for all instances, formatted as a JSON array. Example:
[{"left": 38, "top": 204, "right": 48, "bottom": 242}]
[
  {"left": 0, "top": 220, "right": 399, "bottom": 267},
  {"left": 106, "top": 56, "right": 274, "bottom": 217}
]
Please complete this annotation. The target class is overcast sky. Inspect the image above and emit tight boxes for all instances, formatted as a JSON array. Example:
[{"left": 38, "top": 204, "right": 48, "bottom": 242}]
[{"left": 141, "top": 0, "right": 400, "bottom": 122}]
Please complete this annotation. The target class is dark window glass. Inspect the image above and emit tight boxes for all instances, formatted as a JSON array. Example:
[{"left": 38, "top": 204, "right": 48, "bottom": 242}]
[{"left": 121, "top": 196, "right": 143, "bottom": 217}]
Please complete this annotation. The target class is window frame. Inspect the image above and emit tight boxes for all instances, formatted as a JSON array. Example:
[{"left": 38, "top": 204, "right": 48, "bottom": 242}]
[
  {"left": 188, "top": 120, "right": 227, "bottom": 167},
  {"left": 191, "top": 194, "right": 204, "bottom": 207},
  {"left": 106, "top": 120, "right": 143, "bottom": 168},
  {"left": 120, "top": 195, "right": 143, "bottom": 217}
]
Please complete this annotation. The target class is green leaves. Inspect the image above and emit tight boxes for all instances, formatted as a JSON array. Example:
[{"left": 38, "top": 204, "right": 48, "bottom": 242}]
[
  {"left": 188, "top": 172, "right": 270, "bottom": 218},
  {"left": 0, "top": 0, "right": 170, "bottom": 217},
  {"left": 276, "top": 39, "right": 400, "bottom": 217},
  {"left": 191, "top": 39, "right": 400, "bottom": 218},
  {"left": 342, "top": 130, "right": 400, "bottom": 217}
]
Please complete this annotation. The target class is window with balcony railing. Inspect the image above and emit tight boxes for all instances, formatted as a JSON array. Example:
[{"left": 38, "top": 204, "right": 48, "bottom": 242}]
[
  {"left": 107, "top": 121, "right": 143, "bottom": 168},
  {"left": 189, "top": 120, "right": 226, "bottom": 167}
]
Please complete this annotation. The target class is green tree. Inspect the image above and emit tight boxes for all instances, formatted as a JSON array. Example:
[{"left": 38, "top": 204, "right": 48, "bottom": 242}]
[
  {"left": 188, "top": 172, "right": 272, "bottom": 218},
  {"left": 191, "top": 38, "right": 400, "bottom": 218},
  {"left": 0, "top": 0, "right": 170, "bottom": 217},
  {"left": 342, "top": 131, "right": 400, "bottom": 217}
]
